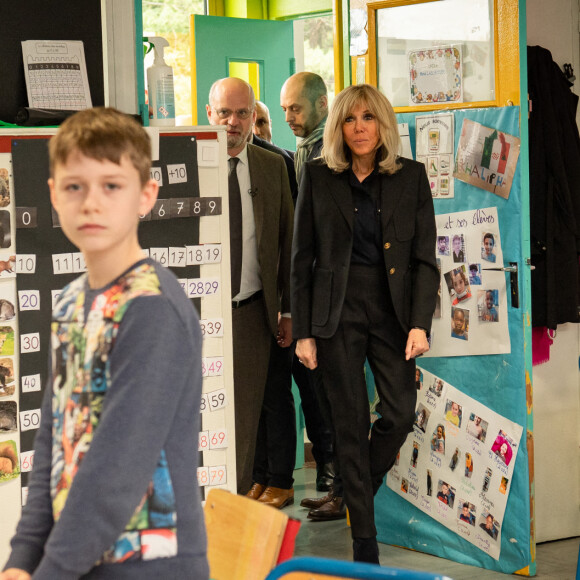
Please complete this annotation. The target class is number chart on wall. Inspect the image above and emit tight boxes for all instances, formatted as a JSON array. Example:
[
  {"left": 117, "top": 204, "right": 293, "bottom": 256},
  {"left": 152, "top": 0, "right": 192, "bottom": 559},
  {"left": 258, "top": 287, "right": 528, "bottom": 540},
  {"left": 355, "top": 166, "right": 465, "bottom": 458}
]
[{"left": 1, "top": 126, "right": 235, "bottom": 507}]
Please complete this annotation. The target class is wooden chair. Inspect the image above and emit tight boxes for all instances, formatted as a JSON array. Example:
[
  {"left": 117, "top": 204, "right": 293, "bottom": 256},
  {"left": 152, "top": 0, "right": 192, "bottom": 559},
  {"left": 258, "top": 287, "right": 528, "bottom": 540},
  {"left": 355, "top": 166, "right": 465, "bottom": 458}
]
[{"left": 204, "top": 488, "right": 299, "bottom": 580}]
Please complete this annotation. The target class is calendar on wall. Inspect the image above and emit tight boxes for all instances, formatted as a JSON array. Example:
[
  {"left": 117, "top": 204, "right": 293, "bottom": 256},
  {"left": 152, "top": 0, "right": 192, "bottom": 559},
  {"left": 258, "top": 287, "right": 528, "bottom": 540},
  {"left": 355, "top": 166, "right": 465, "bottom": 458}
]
[
  {"left": 0, "top": 127, "right": 235, "bottom": 514},
  {"left": 22, "top": 40, "right": 92, "bottom": 110}
]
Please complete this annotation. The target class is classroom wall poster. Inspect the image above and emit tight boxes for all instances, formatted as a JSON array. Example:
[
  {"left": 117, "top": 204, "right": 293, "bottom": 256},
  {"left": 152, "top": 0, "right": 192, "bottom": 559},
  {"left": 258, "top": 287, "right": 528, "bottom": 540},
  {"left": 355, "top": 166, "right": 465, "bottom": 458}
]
[
  {"left": 409, "top": 45, "right": 463, "bottom": 106},
  {"left": 426, "top": 206, "right": 510, "bottom": 357},
  {"left": 387, "top": 368, "right": 523, "bottom": 561},
  {"left": 453, "top": 118, "right": 521, "bottom": 199},
  {"left": 416, "top": 113, "right": 454, "bottom": 198}
]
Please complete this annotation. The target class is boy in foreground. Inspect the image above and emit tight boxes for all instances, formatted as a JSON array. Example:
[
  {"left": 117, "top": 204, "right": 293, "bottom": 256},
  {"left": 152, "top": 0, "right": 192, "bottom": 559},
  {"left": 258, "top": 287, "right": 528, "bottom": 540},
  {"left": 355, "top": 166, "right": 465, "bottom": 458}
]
[{"left": 1, "top": 108, "right": 208, "bottom": 579}]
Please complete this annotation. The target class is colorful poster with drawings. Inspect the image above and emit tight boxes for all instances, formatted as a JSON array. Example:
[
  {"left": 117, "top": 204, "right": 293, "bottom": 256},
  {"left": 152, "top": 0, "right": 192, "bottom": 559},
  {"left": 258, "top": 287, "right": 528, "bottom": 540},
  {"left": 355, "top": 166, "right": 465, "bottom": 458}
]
[
  {"left": 427, "top": 206, "right": 510, "bottom": 357},
  {"left": 416, "top": 113, "right": 454, "bottom": 198},
  {"left": 454, "top": 118, "right": 521, "bottom": 199},
  {"left": 409, "top": 45, "right": 463, "bottom": 106},
  {"left": 387, "top": 368, "right": 523, "bottom": 561}
]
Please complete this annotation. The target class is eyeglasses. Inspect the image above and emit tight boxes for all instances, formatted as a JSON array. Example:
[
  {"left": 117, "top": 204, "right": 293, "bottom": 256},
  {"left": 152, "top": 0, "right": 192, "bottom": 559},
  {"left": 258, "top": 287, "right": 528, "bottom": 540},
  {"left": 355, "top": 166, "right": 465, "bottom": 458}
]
[{"left": 212, "top": 108, "right": 253, "bottom": 120}]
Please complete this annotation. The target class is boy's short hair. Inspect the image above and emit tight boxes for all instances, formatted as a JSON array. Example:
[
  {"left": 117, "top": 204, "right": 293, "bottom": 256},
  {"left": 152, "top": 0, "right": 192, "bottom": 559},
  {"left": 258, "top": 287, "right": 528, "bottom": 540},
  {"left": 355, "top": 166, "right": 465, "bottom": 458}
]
[{"left": 49, "top": 107, "right": 151, "bottom": 185}]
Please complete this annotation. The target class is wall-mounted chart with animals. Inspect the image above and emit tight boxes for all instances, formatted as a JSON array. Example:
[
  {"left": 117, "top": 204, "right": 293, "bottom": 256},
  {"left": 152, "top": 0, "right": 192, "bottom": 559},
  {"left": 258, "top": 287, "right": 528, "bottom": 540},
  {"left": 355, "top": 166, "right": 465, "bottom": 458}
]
[{"left": 0, "top": 128, "right": 235, "bottom": 524}]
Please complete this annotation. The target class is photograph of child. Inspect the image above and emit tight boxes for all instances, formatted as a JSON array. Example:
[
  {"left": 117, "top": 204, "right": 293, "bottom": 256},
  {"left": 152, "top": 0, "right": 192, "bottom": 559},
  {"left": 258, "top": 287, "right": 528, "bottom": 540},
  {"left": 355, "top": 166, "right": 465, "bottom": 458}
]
[
  {"left": 429, "top": 378, "right": 444, "bottom": 397},
  {"left": 436, "top": 480, "right": 455, "bottom": 507},
  {"left": 491, "top": 431, "right": 514, "bottom": 466},
  {"left": 414, "top": 404, "right": 430, "bottom": 432},
  {"left": 451, "top": 307, "right": 469, "bottom": 340},
  {"left": 449, "top": 447, "right": 460, "bottom": 471},
  {"left": 466, "top": 413, "right": 488, "bottom": 442},
  {"left": 458, "top": 501, "right": 475, "bottom": 525},
  {"left": 447, "top": 266, "right": 472, "bottom": 305},
  {"left": 452, "top": 234, "right": 466, "bottom": 262},
  {"left": 478, "top": 289, "right": 499, "bottom": 322},
  {"left": 444, "top": 400, "right": 462, "bottom": 427},
  {"left": 415, "top": 368, "right": 423, "bottom": 390},
  {"left": 479, "top": 513, "right": 499, "bottom": 540},
  {"left": 431, "top": 424, "right": 446, "bottom": 454},
  {"left": 401, "top": 478, "right": 409, "bottom": 493},
  {"left": 499, "top": 477, "right": 509, "bottom": 495},
  {"left": 468, "top": 263, "right": 482, "bottom": 285},
  {"left": 437, "top": 235, "right": 450, "bottom": 256},
  {"left": 411, "top": 442, "right": 419, "bottom": 467},
  {"left": 464, "top": 452, "right": 474, "bottom": 477},
  {"left": 481, "top": 232, "right": 497, "bottom": 263}
]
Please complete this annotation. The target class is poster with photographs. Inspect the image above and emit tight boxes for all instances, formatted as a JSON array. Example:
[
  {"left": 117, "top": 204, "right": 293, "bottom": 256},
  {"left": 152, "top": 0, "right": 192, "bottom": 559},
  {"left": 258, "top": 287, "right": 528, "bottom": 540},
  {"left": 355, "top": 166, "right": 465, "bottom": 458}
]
[
  {"left": 454, "top": 118, "right": 521, "bottom": 200},
  {"left": 426, "top": 207, "right": 510, "bottom": 357},
  {"left": 416, "top": 113, "right": 454, "bottom": 198},
  {"left": 387, "top": 369, "right": 523, "bottom": 561}
]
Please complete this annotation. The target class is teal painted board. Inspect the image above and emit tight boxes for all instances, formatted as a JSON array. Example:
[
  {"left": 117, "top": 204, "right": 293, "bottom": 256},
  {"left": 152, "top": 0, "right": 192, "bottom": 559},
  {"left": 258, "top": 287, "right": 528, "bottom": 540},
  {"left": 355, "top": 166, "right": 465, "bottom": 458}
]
[
  {"left": 193, "top": 15, "right": 295, "bottom": 151},
  {"left": 374, "top": 106, "right": 533, "bottom": 575}
]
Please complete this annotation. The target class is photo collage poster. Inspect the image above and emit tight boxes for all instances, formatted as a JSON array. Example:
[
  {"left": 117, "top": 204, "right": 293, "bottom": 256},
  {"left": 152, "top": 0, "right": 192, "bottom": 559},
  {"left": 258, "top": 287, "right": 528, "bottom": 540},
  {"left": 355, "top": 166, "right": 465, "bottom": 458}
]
[
  {"left": 426, "top": 206, "right": 511, "bottom": 357},
  {"left": 0, "top": 152, "right": 19, "bottom": 485},
  {"left": 387, "top": 368, "right": 523, "bottom": 561},
  {"left": 416, "top": 113, "right": 455, "bottom": 199}
]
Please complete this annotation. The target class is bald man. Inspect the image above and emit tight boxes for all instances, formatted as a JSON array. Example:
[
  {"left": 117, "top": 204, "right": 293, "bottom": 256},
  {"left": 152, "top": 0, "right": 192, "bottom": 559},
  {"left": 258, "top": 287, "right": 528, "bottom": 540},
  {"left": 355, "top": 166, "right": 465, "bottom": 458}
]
[
  {"left": 253, "top": 101, "right": 272, "bottom": 142},
  {"left": 206, "top": 78, "right": 294, "bottom": 502}
]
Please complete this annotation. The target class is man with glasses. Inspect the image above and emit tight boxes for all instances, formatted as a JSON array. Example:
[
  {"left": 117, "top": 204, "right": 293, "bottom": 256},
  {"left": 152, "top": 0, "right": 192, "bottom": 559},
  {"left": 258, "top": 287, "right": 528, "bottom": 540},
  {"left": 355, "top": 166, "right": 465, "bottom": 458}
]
[{"left": 206, "top": 78, "right": 294, "bottom": 501}]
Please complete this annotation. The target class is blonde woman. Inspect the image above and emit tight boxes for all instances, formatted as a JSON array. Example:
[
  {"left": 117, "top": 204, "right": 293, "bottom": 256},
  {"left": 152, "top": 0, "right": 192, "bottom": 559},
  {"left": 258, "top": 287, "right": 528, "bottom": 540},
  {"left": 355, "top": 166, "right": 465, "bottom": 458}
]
[{"left": 291, "top": 84, "right": 438, "bottom": 564}]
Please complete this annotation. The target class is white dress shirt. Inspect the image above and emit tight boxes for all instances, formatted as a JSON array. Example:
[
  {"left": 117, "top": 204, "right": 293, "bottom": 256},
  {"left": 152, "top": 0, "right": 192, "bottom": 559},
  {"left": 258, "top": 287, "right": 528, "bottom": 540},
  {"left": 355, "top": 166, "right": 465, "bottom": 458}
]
[{"left": 229, "top": 145, "right": 262, "bottom": 301}]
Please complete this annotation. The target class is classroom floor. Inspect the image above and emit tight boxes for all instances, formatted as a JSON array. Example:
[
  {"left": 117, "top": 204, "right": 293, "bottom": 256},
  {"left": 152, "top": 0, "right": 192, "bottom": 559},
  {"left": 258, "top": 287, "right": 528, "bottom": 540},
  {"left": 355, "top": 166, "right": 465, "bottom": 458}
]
[{"left": 285, "top": 465, "right": 579, "bottom": 579}]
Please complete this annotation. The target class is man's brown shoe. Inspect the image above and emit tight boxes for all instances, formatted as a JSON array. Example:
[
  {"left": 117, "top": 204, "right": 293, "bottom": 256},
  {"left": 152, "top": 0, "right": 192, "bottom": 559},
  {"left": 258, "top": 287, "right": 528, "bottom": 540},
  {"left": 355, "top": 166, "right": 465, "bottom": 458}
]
[
  {"left": 257, "top": 486, "right": 294, "bottom": 509},
  {"left": 300, "top": 493, "right": 332, "bottom": 509},
  {"left": 307, "top": 496, "right": 346, "bottom": 520},
  {"left": 246, "top": 483, "right": 266, "bottom": 500}
]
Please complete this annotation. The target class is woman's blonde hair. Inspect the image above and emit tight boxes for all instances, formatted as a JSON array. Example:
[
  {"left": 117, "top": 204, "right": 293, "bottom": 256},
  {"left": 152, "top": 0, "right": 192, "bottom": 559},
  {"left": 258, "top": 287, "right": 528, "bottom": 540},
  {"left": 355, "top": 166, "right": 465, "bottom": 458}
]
[{"left": 321, "top": 84, "right": 402, "bottom": 174}]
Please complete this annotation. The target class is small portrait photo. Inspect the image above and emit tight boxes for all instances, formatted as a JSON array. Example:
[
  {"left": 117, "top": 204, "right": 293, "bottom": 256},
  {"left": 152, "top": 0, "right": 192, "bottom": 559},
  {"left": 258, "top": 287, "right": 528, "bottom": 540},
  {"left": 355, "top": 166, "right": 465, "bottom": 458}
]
[
  {"left": 429, "top": 378, "right": 444, "bottom": 398},
  {"left": 426, "top": 469, "right": 433, "bottom": 496},
  {"left": 0, "top": 400, "right": 17, "bottom": 432},
  {"left": 414, "top": 403, "right": 430, "bottom": 432},
  {"left": 433, "top": 259, "right": 442, "bottom": 319},
  {"left": 410, "top": 441, "right": 420, "bottom": 467},
  {"left": 445, "top": 266, "right": 472, "bottom": 305},
  {"left": 0, "top": 326, "right": 14, "bottom": 356},
  {"left": 482, "top": 467, "right": 493, "bottom": 492},
  {"left": 499, "top": 476, "right": 509, "bottom": 495},
  {"left": 466, "top": 413, "right": 488, "bottom": 442},
  {"left": 0, "top": 210, "right": 10, "bottom": 249},
  {"left": 401, "top": 478, "right": 409, "bottom": 493},
  {"left": 464, "top": 452, "right": 474, "bottom": 478},
  {"left": 437, "top": 236, "right": 449, "bottom": 256},
  {"left": 468, "top": 263, "right": 482, "bottom": 286},
  {"left": 458, "top": 501, "right": 476, "bottom": 526},
  {"left": 0, "top": 357, "right": 15, "bottom": 397},
  {"left": 479, "top": 512, "right": 499, "bottom": 540},
  {"left": 481, "top": 232, "right": 497, "bottom": 263},
  {"left": 0, "top": 439, "right": 19, "bottom": 482},
  {"left": 449, "top": 447, "right": 461, "bottom": 471},
  {"left": 430, "top": 424, "right": 446, "bottom": 454},
  {"left": 444, "top": 400, "right": 462, "bottom": 428},
  {"left": 415, "top": 367, "right": 423, "bottom": 390},
  {"left": 491, "top": 430, "right": 516, "bottom": 466},
  {"left": 478, "top": 289, "right": 499, "bottom": 322},
  {"left": 0, "top": 299, "right": 15, "bottom": 322},
  {"left": 452, "top": 234, "right": 466, "bottom": 263},
  {"left": 436, "top": 480, "right": 455, "bottom": 507},
  {"left": 451, "top": 307, "right": 469, "bottom": 341}
]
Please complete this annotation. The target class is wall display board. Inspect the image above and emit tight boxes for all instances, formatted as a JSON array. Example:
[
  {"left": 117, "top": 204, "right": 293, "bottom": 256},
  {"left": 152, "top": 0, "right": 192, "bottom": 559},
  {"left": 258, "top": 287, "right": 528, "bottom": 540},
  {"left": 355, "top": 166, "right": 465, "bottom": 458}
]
[
  {"left": 374, "top": 106, "right": 533, "bottom": 575},
  {"left": 0, "top": 127, "right": 235, "bottom": 545}
]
